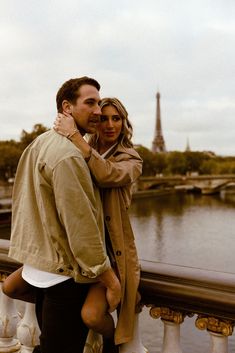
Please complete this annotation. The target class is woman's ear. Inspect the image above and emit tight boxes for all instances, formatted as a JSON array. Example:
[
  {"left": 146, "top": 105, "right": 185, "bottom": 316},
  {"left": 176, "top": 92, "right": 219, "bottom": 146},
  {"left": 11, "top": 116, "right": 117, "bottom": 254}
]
[{"left": 62, "top": 100, "right": 72, "bottom": 114}]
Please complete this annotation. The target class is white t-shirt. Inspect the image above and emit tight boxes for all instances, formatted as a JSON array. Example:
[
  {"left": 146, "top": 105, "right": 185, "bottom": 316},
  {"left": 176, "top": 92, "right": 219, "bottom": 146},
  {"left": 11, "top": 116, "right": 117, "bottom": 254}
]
[{"left": 22, "top": 265, "right": 70, "bottom": 288}]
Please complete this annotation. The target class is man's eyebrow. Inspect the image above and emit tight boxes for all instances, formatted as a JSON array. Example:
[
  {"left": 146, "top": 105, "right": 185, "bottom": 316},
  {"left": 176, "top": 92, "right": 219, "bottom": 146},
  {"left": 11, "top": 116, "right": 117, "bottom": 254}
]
[{"left": 84, "top": 97, "right": 99, "bottom": 102}]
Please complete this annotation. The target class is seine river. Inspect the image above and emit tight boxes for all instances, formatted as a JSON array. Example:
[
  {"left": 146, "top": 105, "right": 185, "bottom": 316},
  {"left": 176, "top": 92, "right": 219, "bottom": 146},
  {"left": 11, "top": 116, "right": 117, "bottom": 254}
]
[
  {"left": 1, "top": 190, "right": 235, "bottom": 352},
  {"left": 129, "top": 190, "right": 235, "bottom": 353}
]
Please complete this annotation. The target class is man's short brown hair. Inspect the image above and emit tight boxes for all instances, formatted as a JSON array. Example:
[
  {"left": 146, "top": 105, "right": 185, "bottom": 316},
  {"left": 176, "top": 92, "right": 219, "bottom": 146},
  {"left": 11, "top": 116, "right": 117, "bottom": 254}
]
[{"left": 56, "top": 76, "right": 100, "bottom": 113}]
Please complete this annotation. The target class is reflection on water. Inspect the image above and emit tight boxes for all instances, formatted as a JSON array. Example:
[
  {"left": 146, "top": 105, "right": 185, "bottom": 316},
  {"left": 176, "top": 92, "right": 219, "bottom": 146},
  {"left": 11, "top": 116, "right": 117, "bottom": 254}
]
[
  {"left": 130, "top": 191, "right": 235, "bottom": 353},
  {"left": 130, "top": 192, "right": 235, "bottom": 273}
]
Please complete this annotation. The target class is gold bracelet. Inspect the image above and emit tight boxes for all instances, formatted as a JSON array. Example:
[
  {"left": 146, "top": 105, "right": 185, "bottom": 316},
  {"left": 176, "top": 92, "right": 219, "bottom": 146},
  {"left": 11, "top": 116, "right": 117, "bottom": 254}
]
[{"left": 67, "top": 129, "right": 79, "bottom": 140}]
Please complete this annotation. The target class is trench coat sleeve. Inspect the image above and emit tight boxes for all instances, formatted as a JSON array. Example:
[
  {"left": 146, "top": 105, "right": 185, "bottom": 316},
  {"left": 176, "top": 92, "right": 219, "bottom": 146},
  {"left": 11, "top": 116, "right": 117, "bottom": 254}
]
[
  {"left": 52, "top": 156, "right": 110, "bottom": 278},
  {"left": 87, "top": 148, "right": 143, "bottom": 188}
]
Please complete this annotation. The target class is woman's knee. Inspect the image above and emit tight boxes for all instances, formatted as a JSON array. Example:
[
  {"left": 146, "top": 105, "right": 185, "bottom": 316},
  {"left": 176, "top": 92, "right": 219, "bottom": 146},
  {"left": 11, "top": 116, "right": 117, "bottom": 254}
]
[
  {"left": 81, "top": 305, "right": 104, "bottom": 330},
  {"left": 2, "top": 280, "right": 17, "bottom": 298},
  {"left": 2, "top": 275, "right": 35, "bottom": 302},
  {"left": 2, "top": 281, "right": 9, "bottom": 296}
]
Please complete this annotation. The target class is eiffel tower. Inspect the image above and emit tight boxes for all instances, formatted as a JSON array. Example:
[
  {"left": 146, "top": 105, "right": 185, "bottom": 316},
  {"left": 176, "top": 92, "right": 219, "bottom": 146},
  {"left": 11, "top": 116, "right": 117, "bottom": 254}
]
[{"left": 152, "top": 92, "right": 166, "bottom": 153}]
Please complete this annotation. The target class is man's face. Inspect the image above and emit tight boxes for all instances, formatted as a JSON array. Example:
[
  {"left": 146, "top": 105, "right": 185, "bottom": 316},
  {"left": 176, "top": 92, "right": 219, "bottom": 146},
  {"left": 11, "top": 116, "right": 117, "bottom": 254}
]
[{"left": 67, "top": 84, "right": 102, "bottom": 135}]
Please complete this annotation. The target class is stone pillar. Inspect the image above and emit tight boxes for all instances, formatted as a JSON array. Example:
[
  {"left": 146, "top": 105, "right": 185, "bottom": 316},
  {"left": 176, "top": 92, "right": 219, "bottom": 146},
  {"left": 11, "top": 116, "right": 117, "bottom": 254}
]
[
  {"left": 0, "top": 281, "right": 21, "bottom": 353},
  {"left": 17, "top": 302, "right": 40, "bottom": 353},
  {"left": 195, "top": 315, "right": 234, "bottom": 353},
  {"left": 119, "top": 314, "right": 148, "bottom": 353},
  {"left": 149, "top": 306, "right": 187, "bottom": 353}
]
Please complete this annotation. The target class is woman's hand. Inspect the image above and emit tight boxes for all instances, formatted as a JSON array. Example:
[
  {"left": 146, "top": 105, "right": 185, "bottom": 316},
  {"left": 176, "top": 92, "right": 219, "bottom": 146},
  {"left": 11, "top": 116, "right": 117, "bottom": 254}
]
[
  {"left": 53, "top": 112, "right": 92, "bottom": 159},
  {"left": 53, "top": 113, "right": 77, "bottom": 137}
]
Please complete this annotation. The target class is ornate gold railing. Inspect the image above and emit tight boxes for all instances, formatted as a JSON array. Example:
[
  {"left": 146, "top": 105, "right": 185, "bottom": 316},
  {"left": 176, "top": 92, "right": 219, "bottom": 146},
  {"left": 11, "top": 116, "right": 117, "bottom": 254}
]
[
  {"left": 1, "top": 239, "right": 235, "bottom": 353},
  {"left": 139, "top": 259, "right": 235, "bottom": 353}
]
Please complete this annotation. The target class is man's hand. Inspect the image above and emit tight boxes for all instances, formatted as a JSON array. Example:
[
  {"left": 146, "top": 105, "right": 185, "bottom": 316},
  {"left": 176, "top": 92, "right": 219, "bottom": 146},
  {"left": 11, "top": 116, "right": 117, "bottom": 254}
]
[{"left": 97, "top": 268, "right": 121, "bottom": 313}]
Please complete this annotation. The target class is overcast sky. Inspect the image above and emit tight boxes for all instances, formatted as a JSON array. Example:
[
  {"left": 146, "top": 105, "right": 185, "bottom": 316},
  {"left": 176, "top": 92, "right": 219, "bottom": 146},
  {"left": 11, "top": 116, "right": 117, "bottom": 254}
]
[{"left": 1, "top": 0, "right": 235, "bottom": 155}]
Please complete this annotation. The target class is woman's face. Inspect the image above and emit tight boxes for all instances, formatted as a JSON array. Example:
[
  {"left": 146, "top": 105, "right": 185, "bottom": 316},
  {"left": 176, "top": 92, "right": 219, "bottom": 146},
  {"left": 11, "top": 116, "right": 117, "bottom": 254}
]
[{"left": 97, "top": 105, "right": 123, "bottom": 147}]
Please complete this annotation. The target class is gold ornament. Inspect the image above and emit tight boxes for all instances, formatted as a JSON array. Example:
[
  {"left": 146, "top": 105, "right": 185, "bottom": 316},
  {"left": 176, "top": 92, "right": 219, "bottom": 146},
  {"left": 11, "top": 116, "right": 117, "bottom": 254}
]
[{"left": 195, "top": 315, "right": 234, "bottom": 337}]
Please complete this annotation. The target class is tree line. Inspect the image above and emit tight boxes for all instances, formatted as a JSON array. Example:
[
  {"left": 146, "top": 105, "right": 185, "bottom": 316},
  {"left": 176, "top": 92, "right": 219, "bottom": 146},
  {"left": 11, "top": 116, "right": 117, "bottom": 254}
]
[
  {"left": 0, "top": 124, "right": 235, "bottom": 182},
  {"left": 136, "top": 146, "right": 235, "bottom": 176},
  {"left": 0, "top": 124, "right": 48, "bottom": 182}
]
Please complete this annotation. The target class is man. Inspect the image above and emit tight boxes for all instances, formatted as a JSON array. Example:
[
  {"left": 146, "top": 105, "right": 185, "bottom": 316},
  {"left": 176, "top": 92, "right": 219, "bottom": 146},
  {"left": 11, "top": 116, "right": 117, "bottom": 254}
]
[{"left": 8, "top": 77, "right": 121, "bottom": 353}]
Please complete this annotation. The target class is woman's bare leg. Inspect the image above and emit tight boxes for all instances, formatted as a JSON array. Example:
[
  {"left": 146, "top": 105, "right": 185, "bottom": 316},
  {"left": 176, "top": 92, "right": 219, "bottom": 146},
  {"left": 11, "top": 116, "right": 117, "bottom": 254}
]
[
  {"left": 2, "top": 267, "right": 36, "bottom": 303},
  {"left": 81, "top": 283, "right": 114, "bottom": 338},
  {"left": 81, "top": 283, "right": 118, "bottom": 352}
]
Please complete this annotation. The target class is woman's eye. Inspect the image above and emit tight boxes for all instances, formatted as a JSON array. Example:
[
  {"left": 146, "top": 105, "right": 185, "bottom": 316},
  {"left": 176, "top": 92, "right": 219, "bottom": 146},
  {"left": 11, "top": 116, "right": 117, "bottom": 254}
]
[
  {"left": 100, "top": 116, "right": 107, "bottom": 122},
  {"left": 113, "top": 116, "right": 121, "bottom": 121}
]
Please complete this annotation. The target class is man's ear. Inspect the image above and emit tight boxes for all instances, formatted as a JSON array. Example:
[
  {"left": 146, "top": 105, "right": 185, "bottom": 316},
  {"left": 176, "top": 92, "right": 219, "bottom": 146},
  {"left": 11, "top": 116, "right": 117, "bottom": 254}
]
[{"left": 62, "top": 100, "right": 72, "bottom": 114}]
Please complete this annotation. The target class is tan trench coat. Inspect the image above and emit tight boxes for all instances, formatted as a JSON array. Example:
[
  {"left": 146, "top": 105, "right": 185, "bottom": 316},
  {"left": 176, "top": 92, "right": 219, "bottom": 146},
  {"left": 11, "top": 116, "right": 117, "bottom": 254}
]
[{"left": 88, "top": 144, "right": 143, "bottom": 345}]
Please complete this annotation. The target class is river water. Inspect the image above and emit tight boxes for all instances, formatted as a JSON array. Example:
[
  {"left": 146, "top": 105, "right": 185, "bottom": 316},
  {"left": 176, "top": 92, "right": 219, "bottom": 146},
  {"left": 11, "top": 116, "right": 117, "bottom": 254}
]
[
  {"left": 129, "top": 190, "right": 235, "bottom": 353},
  {"left": 1, "top": 190, "right": 235, "bottom": 352}
]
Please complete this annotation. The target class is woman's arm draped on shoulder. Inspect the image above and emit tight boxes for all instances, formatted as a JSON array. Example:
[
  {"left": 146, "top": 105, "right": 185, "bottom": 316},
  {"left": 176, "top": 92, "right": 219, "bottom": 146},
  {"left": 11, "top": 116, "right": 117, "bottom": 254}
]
[
  {"left": 53, "top": 112, "right": 143, "bottom": 188},
  {"left": 54, "top": 113, "right": 92, "bottom": 160}
]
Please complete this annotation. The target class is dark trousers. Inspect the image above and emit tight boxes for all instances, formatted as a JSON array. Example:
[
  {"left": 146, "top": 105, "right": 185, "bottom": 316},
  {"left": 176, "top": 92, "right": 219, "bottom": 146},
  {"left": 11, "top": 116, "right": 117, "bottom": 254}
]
[{"left": 35, "top": 279, "right": 90, "bottom": 353}]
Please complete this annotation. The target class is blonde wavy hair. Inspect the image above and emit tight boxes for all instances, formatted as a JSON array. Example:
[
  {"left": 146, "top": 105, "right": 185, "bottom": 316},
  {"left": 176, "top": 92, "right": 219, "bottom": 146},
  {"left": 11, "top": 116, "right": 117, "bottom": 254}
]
[{"left": 89, "top": 97, "right": 133, "bottom": 148}]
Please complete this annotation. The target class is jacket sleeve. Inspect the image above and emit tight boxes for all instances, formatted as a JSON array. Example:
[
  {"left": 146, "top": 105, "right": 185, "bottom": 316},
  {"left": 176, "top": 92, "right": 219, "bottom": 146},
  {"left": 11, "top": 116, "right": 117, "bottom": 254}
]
[
  {"left": 87, "top": 148, "right": 143, "bottom": 188},
  {"left": 52, "top": 155, "right": 110, "bottom": 278}
]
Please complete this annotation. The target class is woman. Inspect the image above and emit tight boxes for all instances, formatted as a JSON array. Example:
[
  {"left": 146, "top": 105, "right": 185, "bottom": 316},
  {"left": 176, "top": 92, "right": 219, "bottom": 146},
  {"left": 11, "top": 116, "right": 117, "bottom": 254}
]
[{"left": 54, "top": 97, "right": 142, "bottom": 351}]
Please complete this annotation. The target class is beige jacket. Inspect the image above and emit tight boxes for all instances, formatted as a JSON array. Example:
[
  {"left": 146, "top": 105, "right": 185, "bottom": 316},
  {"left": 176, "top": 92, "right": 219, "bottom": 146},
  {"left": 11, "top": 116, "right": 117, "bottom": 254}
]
[
  {"left": 9, "top": 130, "right": 110, "bottom": 283},
  {"left": 88, "top": 144, "right": 143, "bottom": 345}
]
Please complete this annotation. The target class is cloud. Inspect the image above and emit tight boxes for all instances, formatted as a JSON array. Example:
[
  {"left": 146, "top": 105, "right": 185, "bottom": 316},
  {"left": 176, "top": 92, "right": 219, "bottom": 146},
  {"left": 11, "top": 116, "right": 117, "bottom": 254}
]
[{"left": 0, "top": 0, "right": 234, "bottom": 155}]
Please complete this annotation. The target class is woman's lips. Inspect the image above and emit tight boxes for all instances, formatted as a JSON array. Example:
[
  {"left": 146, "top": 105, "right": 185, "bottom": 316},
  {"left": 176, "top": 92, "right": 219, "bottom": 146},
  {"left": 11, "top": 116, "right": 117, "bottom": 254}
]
[{"left": 105, "top": 132, "right": 115, "bottom": 137}]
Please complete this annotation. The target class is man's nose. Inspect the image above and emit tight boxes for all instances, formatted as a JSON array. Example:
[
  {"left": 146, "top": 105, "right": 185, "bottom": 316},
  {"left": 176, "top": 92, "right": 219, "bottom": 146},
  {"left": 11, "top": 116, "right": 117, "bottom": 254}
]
[{"left": 94, "top": 105, "right": 102, "bottom": 115}]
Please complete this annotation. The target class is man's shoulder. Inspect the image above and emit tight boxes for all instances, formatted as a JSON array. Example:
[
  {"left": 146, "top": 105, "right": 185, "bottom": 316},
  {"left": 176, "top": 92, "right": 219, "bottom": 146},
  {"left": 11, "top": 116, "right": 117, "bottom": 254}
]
[{"left": 31, "top": 130, "right": 84, "bottom": 166}]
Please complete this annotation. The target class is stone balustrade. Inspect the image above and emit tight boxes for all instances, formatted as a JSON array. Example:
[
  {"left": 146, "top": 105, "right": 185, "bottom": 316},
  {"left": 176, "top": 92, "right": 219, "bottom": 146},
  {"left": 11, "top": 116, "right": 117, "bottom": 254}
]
[
  {"left": 0, "top": 239, "right": 235, "bottom": 353},
  {"left": 139, "top": 259, "right": 235, "bottom": 353}
]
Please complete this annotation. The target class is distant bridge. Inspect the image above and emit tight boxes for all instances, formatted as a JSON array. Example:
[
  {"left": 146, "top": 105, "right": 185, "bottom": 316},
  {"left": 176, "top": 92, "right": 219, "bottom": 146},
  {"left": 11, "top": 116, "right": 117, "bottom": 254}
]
[{"left": 137, "top": 174, "right": 235, "bottom": 195}]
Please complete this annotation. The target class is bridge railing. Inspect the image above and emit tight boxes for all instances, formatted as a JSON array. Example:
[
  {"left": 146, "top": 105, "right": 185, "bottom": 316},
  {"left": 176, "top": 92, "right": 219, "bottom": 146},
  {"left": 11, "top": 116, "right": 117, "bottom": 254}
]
[
  {"left": 0, "top": 239, "right": 235, "bottom": 353},
  {"left": 137, "top": 174, "right": 235, "bottom": 195},
  {"left": 139, "top": 259, "right": 235, "bottom": 353}
]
